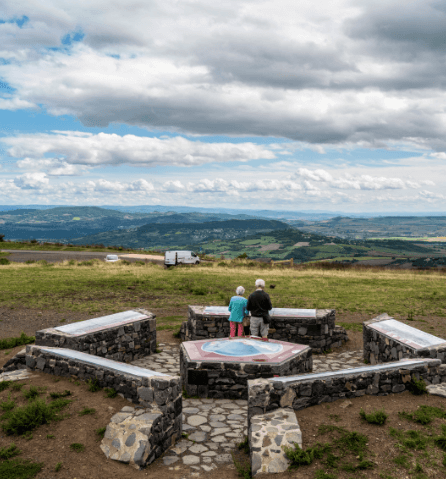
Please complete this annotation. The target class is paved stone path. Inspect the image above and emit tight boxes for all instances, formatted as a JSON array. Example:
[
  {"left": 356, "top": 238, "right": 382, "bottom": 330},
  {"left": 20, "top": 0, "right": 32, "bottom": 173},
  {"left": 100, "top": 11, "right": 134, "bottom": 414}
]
[{"left": 131, "top": 344, "right": 365, "bottom": 472}]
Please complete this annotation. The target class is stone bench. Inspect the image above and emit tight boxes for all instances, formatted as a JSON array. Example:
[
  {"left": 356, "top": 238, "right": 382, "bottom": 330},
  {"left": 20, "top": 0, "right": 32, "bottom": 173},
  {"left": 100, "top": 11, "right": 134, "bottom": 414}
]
[
  {"left": 248, "top": 358, "right": 442, "bottom": 422},
  {"left": 250, "top": 408, "right": 302, "bottom": 476},
  {"left": 363, "top": 313, "right": 446, "bottom": 365},
  {"left": 25, "top": 345, "right": 182, "bottom": 468},
  {"left": 182, "top": 306, "right": 348, "bottom": 353},
  {"left": 35, "top": 309, "right": 156, "bottom": 362}
]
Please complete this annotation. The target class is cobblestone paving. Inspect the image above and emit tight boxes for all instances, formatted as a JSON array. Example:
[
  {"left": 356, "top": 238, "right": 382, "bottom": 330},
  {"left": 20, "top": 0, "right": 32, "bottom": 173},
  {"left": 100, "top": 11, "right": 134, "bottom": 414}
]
[{"left": 131, "top": 344, "right": 365, "bottom": 471}]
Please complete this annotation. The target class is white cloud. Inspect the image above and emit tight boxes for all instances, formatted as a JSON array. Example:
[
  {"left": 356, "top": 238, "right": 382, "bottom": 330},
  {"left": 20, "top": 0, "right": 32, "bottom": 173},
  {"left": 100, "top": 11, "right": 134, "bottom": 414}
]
[
  {"left": 1, "top": 1, "right": 446, "bottom": 150},
  {"left": 2, "top": 132, "right": 276, "bottom": 167},
  {"left": 16, "top": 158, "right": 90, "bottom": 176},
  {"left": 14, "top": 172, "right": 49, "bottom": 189},
  {"left": 294, "top": 168, "right": 421, "bottom": 190}
]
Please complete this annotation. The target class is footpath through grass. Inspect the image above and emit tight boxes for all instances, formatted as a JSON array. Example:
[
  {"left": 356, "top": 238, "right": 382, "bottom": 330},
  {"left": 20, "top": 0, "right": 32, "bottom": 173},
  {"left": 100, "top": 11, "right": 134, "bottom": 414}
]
[{"left": 0, "top": 260, "right": 445, "bottom": 324}]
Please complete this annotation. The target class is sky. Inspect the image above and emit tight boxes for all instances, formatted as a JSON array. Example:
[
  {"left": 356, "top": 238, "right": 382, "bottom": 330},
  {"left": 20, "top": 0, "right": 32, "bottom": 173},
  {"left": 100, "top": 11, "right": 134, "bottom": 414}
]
[{"left": 0, "top": 0, "right": 446, "bottom": 213}]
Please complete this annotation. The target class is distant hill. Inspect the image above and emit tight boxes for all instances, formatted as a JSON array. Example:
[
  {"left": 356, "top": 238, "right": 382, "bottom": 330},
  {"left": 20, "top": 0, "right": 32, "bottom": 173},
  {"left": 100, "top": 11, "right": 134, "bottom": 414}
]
[
  {"left": 187, "top": 228, "right": 439, "bottom": 267},
  {"left": 290, "top": 216, "right": 446, "bottom": 239},
  {"left": 0, "top": 207, "right": 259, "bottom": 242},
  {"left": 70, "top": 219, "right": 291, "bottom": 249}
]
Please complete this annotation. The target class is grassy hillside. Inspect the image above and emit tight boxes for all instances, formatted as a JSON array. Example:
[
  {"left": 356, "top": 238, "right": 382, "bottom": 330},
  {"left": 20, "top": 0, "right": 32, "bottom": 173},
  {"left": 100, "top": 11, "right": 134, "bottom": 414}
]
[
  {"left": 191, "top": 229, "right": 436, "bottom": 265},
  {"left": 70, "top": 219, "right": 290, "bottom": 249},
  {"left": 0, "top": 260, "right": 445, "bottom": 329},
  {"left": 291, "top": 215, "right": 446, "bottom": 239}
]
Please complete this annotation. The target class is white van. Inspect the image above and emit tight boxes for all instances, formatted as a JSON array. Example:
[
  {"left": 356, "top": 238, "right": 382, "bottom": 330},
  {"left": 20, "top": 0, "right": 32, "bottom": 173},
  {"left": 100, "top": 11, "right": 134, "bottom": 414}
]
[
  {"left": 105, "top": 254, "right": 120, "bottom": 263},
  {"left": 165, "top": 251, "right": 200, "bottom": 266}
]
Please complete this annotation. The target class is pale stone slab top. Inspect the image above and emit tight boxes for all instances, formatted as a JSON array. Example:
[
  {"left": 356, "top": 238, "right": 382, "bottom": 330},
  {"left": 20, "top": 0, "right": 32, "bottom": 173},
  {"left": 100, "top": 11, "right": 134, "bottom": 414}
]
[
  {"left": 54, "top": 310, "right": 150, "bottom": 336},
  {"left": 36, "top": 346, "right": 169, "bottom": 378},
  {"left": 203, "top": 306, "right": 316, "bottom": 317},
  {"left": 369, "top": 319, "right": 445, "bottom": 349},
  {"left": 182, "top": 337, "right": 308, "bottom": 363},
  {"left": 274, "top": 358, "right": 440, "bottom": 384}
]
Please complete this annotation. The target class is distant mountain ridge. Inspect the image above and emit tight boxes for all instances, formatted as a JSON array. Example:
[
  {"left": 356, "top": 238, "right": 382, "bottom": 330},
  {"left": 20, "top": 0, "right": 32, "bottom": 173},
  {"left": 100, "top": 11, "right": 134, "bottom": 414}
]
[
  {"left": 0, "top": 206, "right": 259, "bottom": 242},
  {"left": 70, "top": 219, "right": 291, "bottom": 249}
]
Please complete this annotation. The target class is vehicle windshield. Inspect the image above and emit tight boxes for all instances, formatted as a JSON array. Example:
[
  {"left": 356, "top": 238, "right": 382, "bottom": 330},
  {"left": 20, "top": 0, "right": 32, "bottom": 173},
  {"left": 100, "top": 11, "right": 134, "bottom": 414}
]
[{"left": 192, "top": 253, "right": 197, "bottom": 257}]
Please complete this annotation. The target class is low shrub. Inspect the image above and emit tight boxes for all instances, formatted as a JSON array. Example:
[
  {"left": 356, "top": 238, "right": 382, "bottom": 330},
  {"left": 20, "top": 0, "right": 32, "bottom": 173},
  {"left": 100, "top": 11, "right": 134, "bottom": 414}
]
[
  {"left": 0, "top": 258, "right": 10, "bottom": 265},
  {"left": 86, "top": 378, "right": 101, "bottom": 392},
  {"left": 69, "top": 443, "right": 85, "bottom": 453},
  {"left": 104, "top": 388, "right": 117, "bottom": 398},
  {"left": 399, "top": 405, "right": 446, "bottom": 425},
  {"left": 96, "top": 427, "right": 106, "bottom": 438},
  {"left": 0, "top": 332, "right": 35, "bottom": 350},
  {"left": 0, "top": 443, "right": 20, "bottom": 460},
  {"left": 0, "top": 399, "right": 16, "bottom": 412},
  {"left": 359, "top": 408, "right": 388, "bottom": 425},
  {"left": 0, "top": 381, "right": 12, "bottom": 393},
  {"left": 0, "top": 458, "right": 44, "bottom": 478},
  {"left": 1, "top": 398, "right": 72, "bottom": 435},
  {"left": 49, "top": 390, "right": 71, "bottom": 399},
  {"left": 23, "top": 386, "right": 41, "bottom": 401},
  {"left": 407, "top": 377, "right": 428, "bottom": 395},
  {"left": 78, "top": 407, "right": 96, "bottom": 416}
]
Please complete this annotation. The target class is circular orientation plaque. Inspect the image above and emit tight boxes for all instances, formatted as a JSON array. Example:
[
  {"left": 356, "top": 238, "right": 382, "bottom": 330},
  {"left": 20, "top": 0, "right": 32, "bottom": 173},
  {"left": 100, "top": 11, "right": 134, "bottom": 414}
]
[{"left": 201, "top": 338, "right": 283, "bottom": 357}]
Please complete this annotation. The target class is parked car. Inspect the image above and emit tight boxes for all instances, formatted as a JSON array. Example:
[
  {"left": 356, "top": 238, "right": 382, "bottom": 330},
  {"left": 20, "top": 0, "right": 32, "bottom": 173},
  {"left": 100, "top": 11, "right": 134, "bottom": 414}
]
[
  {"left": 165, "top": 251, "right": 200, "bottom": 266},
  {"left": 105, "top": 254, "right": 120, "bottom": 262}
]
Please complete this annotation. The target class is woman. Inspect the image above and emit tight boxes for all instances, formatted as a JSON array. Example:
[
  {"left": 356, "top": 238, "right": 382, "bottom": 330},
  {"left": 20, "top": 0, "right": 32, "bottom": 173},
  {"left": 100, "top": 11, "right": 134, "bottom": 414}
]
[{"left": 228, "top": 286, "right": 249, "bottom": 338}]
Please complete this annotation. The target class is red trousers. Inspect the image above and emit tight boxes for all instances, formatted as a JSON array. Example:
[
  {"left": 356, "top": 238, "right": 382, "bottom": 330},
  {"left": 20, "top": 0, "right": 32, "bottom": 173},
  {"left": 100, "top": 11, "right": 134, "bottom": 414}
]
[{"left": 230, "top": 322, "right": 244, "bottom": 337}]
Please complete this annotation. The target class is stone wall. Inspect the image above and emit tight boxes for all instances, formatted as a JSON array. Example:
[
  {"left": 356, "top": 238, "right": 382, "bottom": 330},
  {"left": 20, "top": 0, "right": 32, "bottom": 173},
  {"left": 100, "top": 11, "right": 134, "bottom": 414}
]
[
  {"left": 101, "top": 405, "right": 179, "bottom": 469},
  {"left": 35, "top": 308, "right": 156, "bottom": 362},
  {"left": 249, "top": 408, "right": 302, "bottom": 476},
  {"left": 180, "top": 344, "right": 312, "bottom": 400},
  {"left": 25, "top": 345, "right": 182, "bottom": 422},
  {"left": 247, "top": 358, "right": 442, "bottom": 422},
  {"left": 182, "top": 306, "right": 348, "bottom": 353},
  {"left": 363, "top": 314, "right": 446, "bottom": 365},
  {"left": 0, "top": 348, "right": 26, "bottom": 373}
]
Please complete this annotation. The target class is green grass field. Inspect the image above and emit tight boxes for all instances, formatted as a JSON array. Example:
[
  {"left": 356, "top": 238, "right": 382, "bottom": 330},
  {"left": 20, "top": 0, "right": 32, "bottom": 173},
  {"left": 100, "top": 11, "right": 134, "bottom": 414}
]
[{"left": 0, "top": 260, "right": 445, "bottom": 323}]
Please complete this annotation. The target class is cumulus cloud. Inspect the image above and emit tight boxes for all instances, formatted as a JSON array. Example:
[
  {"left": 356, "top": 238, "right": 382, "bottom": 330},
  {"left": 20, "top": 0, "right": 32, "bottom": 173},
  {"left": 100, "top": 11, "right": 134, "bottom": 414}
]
[
  {"left": 2, "top": 131, "right": 276, "bottom": 167},
  {"left": 294, "top": 168, "right": 422, "bottom": 190},
  {"left": 16, "top": 158, "right": 90, "bottom": 176},
  {"left": 14, "top": 172, "right": 49, "bottom": 189},
  {"left": 1, "top": 1, "right": 446, "bottom": 149}
]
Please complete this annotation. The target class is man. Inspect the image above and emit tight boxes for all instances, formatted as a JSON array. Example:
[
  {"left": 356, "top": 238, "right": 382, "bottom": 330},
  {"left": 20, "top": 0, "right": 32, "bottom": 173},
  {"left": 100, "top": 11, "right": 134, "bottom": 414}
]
[{"left": 247, "top": 278, "right": 273, "bottom": 341}]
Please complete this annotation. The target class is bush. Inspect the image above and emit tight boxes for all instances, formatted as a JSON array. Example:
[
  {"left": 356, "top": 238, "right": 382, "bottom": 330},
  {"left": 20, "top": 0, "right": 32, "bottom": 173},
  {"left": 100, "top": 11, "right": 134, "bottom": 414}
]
[
  {"left": 49, "top": 390, "right": 71, "bottom": 400},
  {"left": 0, "top": 443, "right": 20, "bottom": 460},
  {"left": 23, "top": 386, "right": 41, "bottom": 401},
  {"left": 407, "top": 376, "right": 427, "bottom": 395},
  {"left": 0, "top": 258, "right": 10, "bottom": 265},
  {"left": 69, "top": 443, "right": 85, "bottom": 453},
  {"left": 359, "top": 408, "right": 388, "bottom": 425},
  {"left": 2, "top": 398, "right": 71, "bottom": 435},
  {"left": 104, "top": 388, "right": 117, "bottom": 398},
  {"left": 95, "top": 427, "right": 106, "bottom": 439},
  {"left": 0, "top": 332, "right": 35, "bottom": 350},
  {"left": 0, "top": 458, "right": 44, "bottom": 478},
  {"left": 86, "top": 378, "right": 101, "bottom": 392}
]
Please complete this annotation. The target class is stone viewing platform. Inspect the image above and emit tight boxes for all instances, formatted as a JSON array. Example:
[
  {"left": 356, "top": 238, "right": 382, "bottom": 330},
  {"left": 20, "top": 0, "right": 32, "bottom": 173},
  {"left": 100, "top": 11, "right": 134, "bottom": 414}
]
[
  {"left": 181, "top": 306, "right": 348, "bottom": 352},
  {"left": 363, "top": 313, "right": 446, "bottom": 364},
  {"left": 35, "top": 309, "right": 157, "bottom": 362},
  {"left": 180, "top": 337, "right": 312, "bottom": 399}
]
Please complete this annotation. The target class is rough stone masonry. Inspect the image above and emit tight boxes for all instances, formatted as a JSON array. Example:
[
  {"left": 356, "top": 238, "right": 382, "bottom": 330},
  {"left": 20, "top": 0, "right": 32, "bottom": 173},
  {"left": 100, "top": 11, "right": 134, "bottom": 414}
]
[
  {"left": 35, "top": 308, "right": 157, "bottom": 362},
  {"left": 183, "top": 306, "right": 348, "bottom": 353}
]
